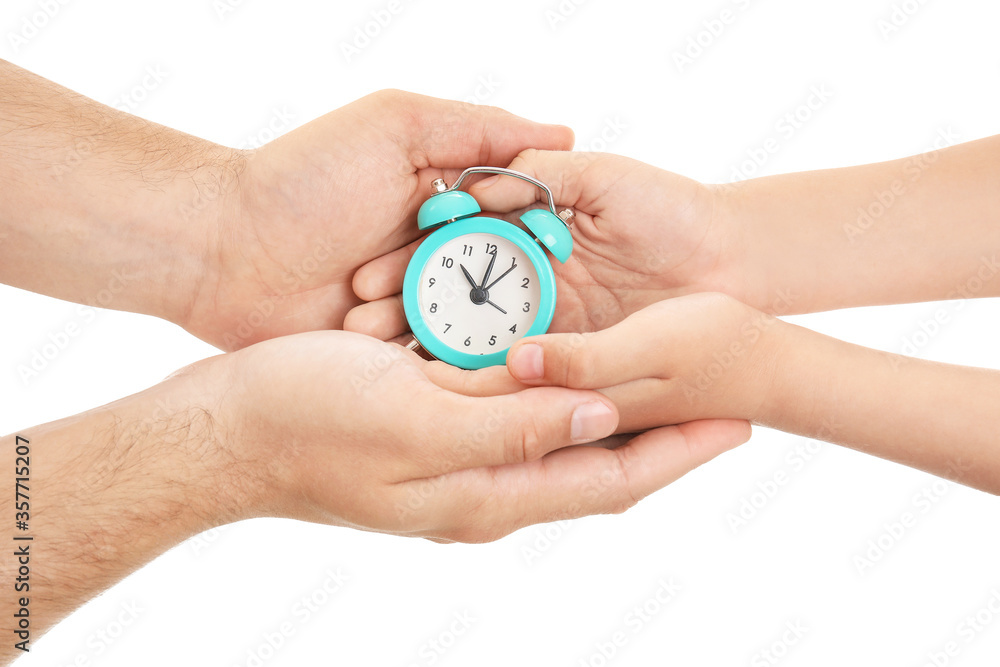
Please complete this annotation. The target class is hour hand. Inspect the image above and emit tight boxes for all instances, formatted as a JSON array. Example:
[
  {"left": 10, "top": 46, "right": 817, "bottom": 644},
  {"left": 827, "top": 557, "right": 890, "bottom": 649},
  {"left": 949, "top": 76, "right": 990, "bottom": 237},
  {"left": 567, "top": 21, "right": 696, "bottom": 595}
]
[{"left": 459, "top": 264, "right": 478, "bottom": 289}]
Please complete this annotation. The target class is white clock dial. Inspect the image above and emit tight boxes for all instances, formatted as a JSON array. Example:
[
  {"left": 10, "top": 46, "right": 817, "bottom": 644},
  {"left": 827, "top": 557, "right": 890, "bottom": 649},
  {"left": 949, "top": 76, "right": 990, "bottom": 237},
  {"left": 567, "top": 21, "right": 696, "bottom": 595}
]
[{"left": 418, "top": 232, "right": 543, "bottom": 355}]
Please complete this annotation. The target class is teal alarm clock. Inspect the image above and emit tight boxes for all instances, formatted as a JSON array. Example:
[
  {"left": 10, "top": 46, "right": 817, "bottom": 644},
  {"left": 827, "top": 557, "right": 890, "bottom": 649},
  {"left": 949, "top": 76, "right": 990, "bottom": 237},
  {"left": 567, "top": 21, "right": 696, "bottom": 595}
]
[{"left": 403, "top": 167, "right": 575, "bottom": 370}]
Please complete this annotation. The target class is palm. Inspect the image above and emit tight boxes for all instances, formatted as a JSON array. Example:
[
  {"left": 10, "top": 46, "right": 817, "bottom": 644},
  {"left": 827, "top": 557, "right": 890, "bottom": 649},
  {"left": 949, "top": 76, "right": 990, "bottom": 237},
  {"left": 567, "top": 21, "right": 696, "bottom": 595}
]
[
  {"left": 489, "top": 155, "right": 723, "bottom": 333},
  {"left": 345, "top": 152, "right": 726, "bottom": 341},
  {"left": 179, "top": 91, "right": 572, "bottom": 350},
  {"left": 545, "top": 180, "right": 718, "bottom": 332}
]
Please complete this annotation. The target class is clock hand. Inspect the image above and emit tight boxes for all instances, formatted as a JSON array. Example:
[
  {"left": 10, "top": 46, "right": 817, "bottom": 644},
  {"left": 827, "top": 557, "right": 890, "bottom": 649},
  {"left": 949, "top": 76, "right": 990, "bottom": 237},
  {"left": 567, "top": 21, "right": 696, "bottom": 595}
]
[
  {"left": 480, "top": 251, "right": 497, "bottom": 289},
  {"left": 486, "top": 300, "right": 507, "bottom": 315},
  {"left": 485, "top": 258, "right": 518, "bottom": 291},
  {"left": 459, "top": 263, "right": 479, "bottom": 289}
]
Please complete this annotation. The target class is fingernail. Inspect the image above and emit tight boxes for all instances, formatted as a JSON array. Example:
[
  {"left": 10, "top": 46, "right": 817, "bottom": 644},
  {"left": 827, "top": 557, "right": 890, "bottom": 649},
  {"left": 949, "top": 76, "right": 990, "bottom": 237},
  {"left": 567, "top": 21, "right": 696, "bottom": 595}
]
[
  {"left": 510, "top": 344, "right": 543, "bottom": 381},
  {"left": 571, "top": 402, "right": 616, "bottom": 443},
  {"left": 477, "top": 174, "right": 500, "bottom": 189}
]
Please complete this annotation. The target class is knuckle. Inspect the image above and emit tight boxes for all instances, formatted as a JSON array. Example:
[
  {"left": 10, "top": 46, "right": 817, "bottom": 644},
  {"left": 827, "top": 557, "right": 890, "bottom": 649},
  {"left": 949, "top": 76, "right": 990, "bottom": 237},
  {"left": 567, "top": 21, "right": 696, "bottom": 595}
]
[
  {"left": 562, "top": 335, "right": 597, "bottom": 388},
  {"left": 507, "top": 417, "right": 545, "bottom": 464},
  {"left": 370, "top": 88, "right": 406, "bottom": 105},
  {"left": 517, "top": 148, "right": 540, "bottom": 163}
]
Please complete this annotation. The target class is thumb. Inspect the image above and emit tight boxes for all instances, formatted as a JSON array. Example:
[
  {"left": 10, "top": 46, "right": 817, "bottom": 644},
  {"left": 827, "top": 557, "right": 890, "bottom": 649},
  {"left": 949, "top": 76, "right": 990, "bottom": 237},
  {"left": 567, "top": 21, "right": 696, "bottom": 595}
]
[
  {"left": 506, "top": 315, "right": 662, "bottom": 389},
  {"left": 468, "top": 149, "right": 627, "bottom": 213},
  {"left": 365, "top": 91, "right": 575, "bottom": 169}
]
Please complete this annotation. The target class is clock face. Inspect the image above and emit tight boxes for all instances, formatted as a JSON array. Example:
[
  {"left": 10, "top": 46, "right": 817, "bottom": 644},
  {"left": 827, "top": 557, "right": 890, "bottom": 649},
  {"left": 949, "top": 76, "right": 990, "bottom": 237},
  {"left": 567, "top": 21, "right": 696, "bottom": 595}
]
[{"left": 417, "top": 232, "right": 543, "bottom": 356}]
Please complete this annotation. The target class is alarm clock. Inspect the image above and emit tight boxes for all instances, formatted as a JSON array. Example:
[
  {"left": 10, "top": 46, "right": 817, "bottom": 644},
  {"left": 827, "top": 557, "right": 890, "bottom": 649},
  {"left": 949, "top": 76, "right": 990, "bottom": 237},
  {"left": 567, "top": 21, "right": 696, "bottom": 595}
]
[{"left": 402, "top": 167, "right": 575, "bottom": 370}]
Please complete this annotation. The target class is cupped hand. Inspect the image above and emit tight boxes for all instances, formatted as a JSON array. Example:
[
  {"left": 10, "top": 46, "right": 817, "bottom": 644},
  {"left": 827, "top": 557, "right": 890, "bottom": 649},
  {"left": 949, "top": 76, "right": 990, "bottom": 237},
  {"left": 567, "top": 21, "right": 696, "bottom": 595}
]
[
  {"left": 193, "top": 330, "right": 749, "bottom": 543},
  {"left": 181, "top": 91, "right": 574, "bottom": 351},
  {"left": 345, "top": 150, "right": 741, "bottom": 340}
]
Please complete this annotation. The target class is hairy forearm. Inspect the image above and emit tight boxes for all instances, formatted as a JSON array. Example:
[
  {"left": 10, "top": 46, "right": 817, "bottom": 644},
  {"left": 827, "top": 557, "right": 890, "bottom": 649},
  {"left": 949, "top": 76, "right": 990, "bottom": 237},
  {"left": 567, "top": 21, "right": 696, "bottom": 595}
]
[
  {"left": 0, "top": 366, "right": 244, "bottom": 661},
  {"left": 0, "top": 58, "right": 241, "bottom": 324},
  {"left": 760, "top": 322, "right": 1000, "bottom": 494},
  {"left": 720, "top": 135, "right": 1000, "bottom": 314}
]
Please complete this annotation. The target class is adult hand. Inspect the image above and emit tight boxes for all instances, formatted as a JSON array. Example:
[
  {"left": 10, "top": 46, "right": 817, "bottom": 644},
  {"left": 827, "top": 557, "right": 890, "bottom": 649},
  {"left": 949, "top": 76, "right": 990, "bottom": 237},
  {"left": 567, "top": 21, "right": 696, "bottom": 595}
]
[
  {"left": 206, "top": 330, "right": 749, "bottom": 541},
  {"left": 184, "top": 92, "right": 574, "bottom": 350}
]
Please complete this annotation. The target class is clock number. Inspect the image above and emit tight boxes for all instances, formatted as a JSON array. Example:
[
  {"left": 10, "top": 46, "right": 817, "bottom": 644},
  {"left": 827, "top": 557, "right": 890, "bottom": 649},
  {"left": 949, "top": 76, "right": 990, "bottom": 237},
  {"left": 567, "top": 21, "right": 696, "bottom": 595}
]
[
  {"left": 428, "top": 277, "right": 436, "bottom": 287},
  {"left": 523, "top": 302, "right": 531, "bottom": 313},
  {"left": 441, "top": 257, "right": 454, "bottom": 268},
  {"left": 462, "top": 245, "right": 473, "bottom": 256},
  {"left": 464, "top": 337, "right": 472, "bottom": 347},
  {"left": 485, "top": 243, "right": 498, "bottom": 255},
  {"left": 509, "top": 324, "right": 517, "bottom": 334},
  {"left": 489, "top": 335, "right": 497, "bottom": 346},
  {"left": 521, "top": 277, "right": 530, "bottom": 288},
  {"left": 429, "top": 303, "right": 438, "bottom": 313},
  {"left": 443, "top": 323, "right": 452, "bottom": 333}
]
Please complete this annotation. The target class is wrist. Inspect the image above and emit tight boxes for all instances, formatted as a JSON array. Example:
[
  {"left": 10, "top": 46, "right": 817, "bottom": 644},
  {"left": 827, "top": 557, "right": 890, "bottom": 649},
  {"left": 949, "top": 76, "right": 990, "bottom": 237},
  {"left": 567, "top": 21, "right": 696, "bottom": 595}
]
[
  {"left": 124, "top": 143, "right": 248, "bottom": 330},
  {"left": 704, "top": 182, "right": 770, "bottom": 313},
  {"left": 737, "top": 303, "right": 793, "bottom": 425}
]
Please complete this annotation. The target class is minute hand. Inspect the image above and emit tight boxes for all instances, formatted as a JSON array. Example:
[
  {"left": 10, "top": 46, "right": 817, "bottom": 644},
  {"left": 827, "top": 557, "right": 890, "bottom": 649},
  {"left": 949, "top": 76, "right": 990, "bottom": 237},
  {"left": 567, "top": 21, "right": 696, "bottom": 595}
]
[
  {"left": 479, "top": 251, "right": 497, "bottom": 289},
  {"left": 485, "top": 259, "right": 517, "bottom": 291}
]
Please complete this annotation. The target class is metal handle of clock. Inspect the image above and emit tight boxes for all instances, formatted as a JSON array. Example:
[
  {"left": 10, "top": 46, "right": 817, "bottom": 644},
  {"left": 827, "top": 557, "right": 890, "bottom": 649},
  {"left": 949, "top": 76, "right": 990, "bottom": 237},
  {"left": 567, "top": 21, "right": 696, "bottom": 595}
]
[{"left": 438, "top": 167, "right": 574, "bottom": 229}]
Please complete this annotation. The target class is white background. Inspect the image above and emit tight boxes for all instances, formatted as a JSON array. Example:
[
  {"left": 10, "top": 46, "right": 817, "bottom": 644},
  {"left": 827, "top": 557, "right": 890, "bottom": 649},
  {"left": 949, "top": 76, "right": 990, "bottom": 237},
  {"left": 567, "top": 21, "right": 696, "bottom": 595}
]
[{"left": 3, "top": 0, "right": 1000, "bottom": 665}]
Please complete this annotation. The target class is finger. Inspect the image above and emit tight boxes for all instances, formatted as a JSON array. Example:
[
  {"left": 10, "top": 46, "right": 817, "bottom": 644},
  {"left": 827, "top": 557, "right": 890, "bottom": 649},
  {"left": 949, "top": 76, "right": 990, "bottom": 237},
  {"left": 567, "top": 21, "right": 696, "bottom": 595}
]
[
  {"left": 410, "top": 386, "right": 620, "bottom": 477},
  {"left": 467, "top": 150, "right": 623, "bottom": 213},
  {"left": 423, "top": 362, "right": 526, "bottom": 397},
  {"left": 505, "top": 308, "right": 668, "bottom": 388},
  {"left": 343, "top": 296, "right": 408, "bottom": 340},
  {"left": 353, "top": 238, "right": 420, "bottom": 302},
  {"left": 419, "top": 418, "right": 752, "bottom": 542},
  {"left": 365, "top": 91, "right": 575, "bottom": 169}
]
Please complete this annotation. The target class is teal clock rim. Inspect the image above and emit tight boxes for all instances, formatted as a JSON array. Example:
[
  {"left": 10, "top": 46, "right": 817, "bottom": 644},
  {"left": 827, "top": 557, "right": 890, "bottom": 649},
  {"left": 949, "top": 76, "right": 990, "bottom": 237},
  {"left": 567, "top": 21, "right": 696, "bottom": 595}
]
[{"left": 403, "top": 216, "right": 557, "bottom": 370}]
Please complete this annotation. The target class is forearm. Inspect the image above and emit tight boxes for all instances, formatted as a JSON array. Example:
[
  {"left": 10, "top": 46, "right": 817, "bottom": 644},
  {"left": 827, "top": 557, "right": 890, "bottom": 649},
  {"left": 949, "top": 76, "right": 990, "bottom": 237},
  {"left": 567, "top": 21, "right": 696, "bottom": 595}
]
[
  {"left": 761, "top": 321, "right": 1000, "bottom": 493},
  {"left": 720, "top": 135, "right": 1000, "bottom": 314},
  {"left": 0, "top": 366, "right": 244, "bottom": 660},
  {"left": 0, "top": 59, "right": 239, "bottom": 324}
]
